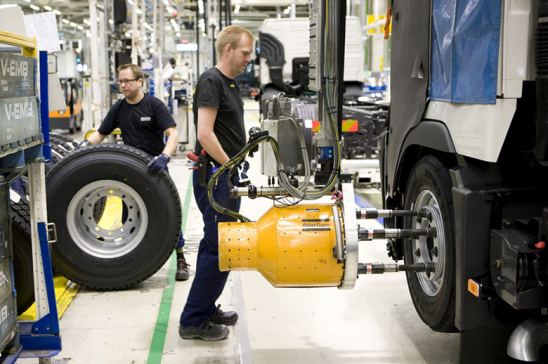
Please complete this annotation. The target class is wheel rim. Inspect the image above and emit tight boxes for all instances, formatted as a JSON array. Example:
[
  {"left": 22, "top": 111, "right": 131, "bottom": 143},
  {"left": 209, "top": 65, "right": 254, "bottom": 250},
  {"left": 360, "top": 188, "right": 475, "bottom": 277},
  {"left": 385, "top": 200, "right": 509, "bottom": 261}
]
[
  {"left": 411, "top": 190, "right": 446, "bottom": 297},
  {"left": 66, "top": 180, "right": 148, "bottom": 259}
]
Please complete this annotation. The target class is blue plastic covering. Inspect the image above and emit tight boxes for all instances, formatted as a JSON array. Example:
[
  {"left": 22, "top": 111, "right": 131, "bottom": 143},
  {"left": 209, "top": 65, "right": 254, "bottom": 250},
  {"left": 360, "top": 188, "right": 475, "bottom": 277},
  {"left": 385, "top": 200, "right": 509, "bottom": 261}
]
[{"left": 430, "top": 0, "right": 502, "bottom": 104}]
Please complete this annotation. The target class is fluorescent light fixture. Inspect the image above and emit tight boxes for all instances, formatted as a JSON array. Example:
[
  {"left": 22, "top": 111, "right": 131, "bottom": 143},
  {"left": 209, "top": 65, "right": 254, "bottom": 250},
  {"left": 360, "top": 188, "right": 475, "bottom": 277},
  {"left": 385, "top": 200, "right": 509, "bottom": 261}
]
[
  {"left": 128, "top": 0, "right": 134, "bottom": 4},
  {"left": 44, "top": 5, "right": 52, "bottom": 11},
  {"left": 70, "top": 22, "right": 78, "bottom": 27},
  {"left": 145, "top": 24, "right": 153, "bottom": 31},
  {"left": 234, "top": 5, "right": 240, "bottom": 14},
  {"left": 176, "top": 43, "right": 198, "bottom": 52},
  {"left": 198, "top": 0, "right": 204, "bottom": 14},
  {"left": 136, "top": 8, "right": 142, "bottom": 15},
  {"left": 77, "top": 25, "right": 84, "bottom": 30},
  {"left": 62, "top": 19, "right": 70, "bottom": 24},
  {"left": 83, "top": 19, "right": 90, "bottom": 26},
  {"left": 53, "top": 9, "right": 61, "bottom": 15},
  {"left": 29, "top": 4, "right": 40, "bottom": 11}
]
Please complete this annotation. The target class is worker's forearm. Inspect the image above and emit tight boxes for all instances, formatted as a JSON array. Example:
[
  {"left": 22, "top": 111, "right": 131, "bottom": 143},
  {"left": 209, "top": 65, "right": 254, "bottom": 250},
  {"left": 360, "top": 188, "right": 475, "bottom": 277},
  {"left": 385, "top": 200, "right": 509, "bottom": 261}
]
[
  {"left": 162, "top": 130, "right": 179, "bottom": 157},
  {"left": 87, "top": 131, "right": 106, "bottom": 144},
  {"left": 199, "top": 133, "right": 229, "bottom": 165}
]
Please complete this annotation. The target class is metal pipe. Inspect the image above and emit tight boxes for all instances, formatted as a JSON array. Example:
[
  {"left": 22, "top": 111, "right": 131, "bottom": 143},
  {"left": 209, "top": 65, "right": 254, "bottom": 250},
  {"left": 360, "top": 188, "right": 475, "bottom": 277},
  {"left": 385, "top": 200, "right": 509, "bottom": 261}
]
[
  {"left": 195, "top": 3, "right": 200, "bottom": 78},
  {"left": 341, "top": 158, "right": 380, "bottom": 170},
  {"left": 508, "top": 318, "right": 548, "bottom": 362},
  {"left": 358, "top": 227, "right": 437, "bottom": 240},
  {"left": 356, "top": 207, "right": 432, "bottom": 219},
  {"left": 358, "top": 262, "right": 436, "bottom": 274},
  {"left": 229, "top": 186, "right": 289, "bottom": 198}
]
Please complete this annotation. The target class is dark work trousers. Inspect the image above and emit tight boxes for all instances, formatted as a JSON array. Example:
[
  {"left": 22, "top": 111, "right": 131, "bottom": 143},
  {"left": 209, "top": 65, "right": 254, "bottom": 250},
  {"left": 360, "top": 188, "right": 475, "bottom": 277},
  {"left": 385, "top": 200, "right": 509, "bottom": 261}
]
[
  {"left": 180, "top": 168, "right": 240, "bottom": 327},
  {"left": 176, "top": 233, "right": 185, "bottom": 249}
]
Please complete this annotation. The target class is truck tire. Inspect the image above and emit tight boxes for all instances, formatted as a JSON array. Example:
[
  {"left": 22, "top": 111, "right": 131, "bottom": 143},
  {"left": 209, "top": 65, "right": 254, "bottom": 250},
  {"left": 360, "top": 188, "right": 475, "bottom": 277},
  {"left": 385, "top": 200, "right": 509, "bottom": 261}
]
[
  {"left": 10, "top": 198, "right": 34, "bottom": 315},
  {"left": 403, "top": 155, "right": 457, "bottom": 332},
  {"left": 46, "top": 144, "right": 182, "bottom": 290}
]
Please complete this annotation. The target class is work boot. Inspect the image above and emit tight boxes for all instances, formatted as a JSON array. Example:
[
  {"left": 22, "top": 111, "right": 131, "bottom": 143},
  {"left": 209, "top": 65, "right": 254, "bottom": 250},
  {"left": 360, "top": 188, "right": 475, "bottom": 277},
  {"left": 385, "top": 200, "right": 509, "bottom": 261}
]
[
  {"left": 208, "top": 304, "right": 238, "bottom": 326},
  {"left": 175, "top": 253, "right": 189, "bottom": 281},
  {"left": 179, "top": 321, "right": 229, "bottom": 341}
]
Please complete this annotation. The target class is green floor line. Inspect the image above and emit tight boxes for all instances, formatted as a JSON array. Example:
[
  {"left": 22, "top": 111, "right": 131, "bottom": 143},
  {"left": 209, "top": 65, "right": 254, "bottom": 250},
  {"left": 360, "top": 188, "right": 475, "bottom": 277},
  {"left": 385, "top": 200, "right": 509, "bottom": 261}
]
[{"left": 147, "top": 176, "right": 193, "bottom": 364}]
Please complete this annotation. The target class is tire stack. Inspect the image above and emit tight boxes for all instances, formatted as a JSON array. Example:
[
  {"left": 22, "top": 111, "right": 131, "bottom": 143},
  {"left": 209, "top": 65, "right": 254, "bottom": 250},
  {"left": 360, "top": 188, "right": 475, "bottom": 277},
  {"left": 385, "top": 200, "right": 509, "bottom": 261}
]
[{"left": 11, "top": 132, "right": 80, "bottom": 314}]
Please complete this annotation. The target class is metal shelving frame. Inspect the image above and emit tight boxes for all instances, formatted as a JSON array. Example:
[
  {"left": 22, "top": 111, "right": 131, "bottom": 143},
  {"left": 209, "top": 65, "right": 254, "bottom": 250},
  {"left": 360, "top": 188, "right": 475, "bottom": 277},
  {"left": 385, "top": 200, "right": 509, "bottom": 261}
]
[{"left": 0, "top": 30, "right": 61, "bottom": 364}]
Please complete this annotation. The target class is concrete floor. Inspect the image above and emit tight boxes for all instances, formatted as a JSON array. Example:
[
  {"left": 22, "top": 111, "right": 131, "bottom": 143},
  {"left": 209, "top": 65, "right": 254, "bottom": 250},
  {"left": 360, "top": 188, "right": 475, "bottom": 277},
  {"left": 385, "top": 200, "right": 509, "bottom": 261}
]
[{"left": 21, "top": 99, "right": 459, "bottom": 363}]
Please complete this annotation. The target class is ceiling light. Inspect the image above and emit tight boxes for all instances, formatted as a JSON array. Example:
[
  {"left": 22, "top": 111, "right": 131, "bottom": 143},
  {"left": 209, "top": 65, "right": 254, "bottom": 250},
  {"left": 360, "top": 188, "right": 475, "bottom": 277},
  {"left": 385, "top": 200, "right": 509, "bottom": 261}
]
[
  {"left": 53, "top": 9, "right": 62, "bottom": 15},
  {"left": 70, "top": 22, "right": 78, "bottom": 27},
  {"left": 62, "top": 19, "right": 70, "bottom": 24},
  {"left": 128, "top": 0, "right": 134, "bottom": 4},
  {"left": 44, "top": 5, "right": 52, "bottom": 11},
  {"left": 83, "top": 19, "right": 90, "bottom": 26},
  {"left": 163, "top": 0, "right": 169, "bottom": 6},
  {"left": 29, "top": 4, "right": 40, "bottom": 11},
  {"left": 234, "top": 5, "right": 240, "bottom": 14},
  {"left": 77, "top": 25, "right": 84, "bottom": 30}
]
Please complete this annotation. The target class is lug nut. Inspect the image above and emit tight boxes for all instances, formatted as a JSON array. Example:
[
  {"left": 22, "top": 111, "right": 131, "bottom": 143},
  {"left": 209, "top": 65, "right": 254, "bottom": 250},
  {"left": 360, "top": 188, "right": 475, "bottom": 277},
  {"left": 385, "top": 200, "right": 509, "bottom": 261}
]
[{"left": 414, "top": 248, "right": 421, "bottom": 257}]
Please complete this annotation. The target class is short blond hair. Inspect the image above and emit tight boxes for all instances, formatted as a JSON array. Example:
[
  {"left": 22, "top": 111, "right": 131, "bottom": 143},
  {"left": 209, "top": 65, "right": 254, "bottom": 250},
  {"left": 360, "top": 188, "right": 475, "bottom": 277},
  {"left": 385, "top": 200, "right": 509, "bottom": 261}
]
[
  {"left": 216, "top": 25, "right": 254, "bottom": 58},
  {"left": 117, "top": 64, "right": 144, "bottom": 80}
]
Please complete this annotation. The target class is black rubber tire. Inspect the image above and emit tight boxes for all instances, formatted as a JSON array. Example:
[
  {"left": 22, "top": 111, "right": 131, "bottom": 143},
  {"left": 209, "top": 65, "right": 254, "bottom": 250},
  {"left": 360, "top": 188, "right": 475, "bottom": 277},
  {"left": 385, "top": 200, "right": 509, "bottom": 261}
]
[
  {"left": 49, "top": 134, "right": 78, "bottom": 158},
  {"left": 10, "top": 198, "right": 35, "bottom": 315},
  {"left": 403, "top": 155, "right": 457, "bottom": 332},
  {"left": 46, "top": 144, "right": 182, "bottom": 290}
]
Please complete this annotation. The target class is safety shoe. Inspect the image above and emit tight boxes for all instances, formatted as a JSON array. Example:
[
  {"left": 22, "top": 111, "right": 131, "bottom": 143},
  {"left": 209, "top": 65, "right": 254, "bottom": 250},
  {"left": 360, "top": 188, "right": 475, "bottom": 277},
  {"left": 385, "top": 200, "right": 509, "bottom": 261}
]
[
  {"left": 175, "top": 254, "right": 189, "bottom": 281},
  {"left": 208, "top": 304, "right": 238, "bottom": 326},
  {"left": 179, "top": 321, "right": 229, "bottom": 341}
]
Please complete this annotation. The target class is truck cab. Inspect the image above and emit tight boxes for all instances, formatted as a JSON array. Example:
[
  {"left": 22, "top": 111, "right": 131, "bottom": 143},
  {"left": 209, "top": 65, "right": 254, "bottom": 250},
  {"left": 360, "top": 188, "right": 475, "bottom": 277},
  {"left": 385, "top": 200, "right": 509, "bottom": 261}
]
[{"left": 382, "top": 1, "right": 548, "bottom": 361}]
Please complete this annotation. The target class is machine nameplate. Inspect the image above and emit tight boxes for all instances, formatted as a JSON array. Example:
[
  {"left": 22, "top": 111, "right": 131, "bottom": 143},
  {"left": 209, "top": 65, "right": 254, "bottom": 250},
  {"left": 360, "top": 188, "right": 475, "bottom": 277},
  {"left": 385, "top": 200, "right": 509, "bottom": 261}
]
[
  {"left": 0, "top": 54, "right": 35, "bottom": 98},
  {"left": 0, "top": 96, "right": 40, "bottom": 148}
]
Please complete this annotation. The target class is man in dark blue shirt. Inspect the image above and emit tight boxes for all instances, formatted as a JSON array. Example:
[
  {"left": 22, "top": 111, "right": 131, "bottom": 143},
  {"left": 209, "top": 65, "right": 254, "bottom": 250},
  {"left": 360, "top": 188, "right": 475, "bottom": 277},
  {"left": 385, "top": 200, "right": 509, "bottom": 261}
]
[{"left": 86, "top": 64, "right": 189, "bottom": 281}]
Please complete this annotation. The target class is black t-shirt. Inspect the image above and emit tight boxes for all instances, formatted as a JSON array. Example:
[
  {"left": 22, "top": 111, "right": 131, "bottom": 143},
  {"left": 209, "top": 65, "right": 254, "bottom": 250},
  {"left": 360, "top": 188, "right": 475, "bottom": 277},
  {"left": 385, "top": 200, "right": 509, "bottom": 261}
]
[
  {"left": 193, "top": 67, "right": 245, "bottom": 159},
  {"left": 98, "top": 93, "right": 176, "bottom": 156}
]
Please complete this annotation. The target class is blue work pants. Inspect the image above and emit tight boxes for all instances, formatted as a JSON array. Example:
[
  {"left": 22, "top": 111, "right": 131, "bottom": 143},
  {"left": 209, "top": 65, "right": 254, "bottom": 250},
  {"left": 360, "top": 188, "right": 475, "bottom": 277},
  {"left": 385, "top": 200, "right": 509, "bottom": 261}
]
[{"left": 180, "top": 169, "right": 240, "bottom": 327}]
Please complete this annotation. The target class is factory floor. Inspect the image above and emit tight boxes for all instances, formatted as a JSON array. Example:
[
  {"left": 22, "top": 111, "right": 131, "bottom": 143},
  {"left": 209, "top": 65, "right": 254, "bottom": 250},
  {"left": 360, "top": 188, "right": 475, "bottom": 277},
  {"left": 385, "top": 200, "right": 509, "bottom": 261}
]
[{"left": 21, "top": 99, "right": 458, "bottom": 363}]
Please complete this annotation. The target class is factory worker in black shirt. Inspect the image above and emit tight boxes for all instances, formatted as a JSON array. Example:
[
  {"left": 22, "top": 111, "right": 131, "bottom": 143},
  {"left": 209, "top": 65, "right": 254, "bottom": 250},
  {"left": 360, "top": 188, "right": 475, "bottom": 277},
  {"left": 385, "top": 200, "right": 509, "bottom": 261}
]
[
  {"left": 179, "top": 25, "right": 254, "bottom": 341},
  {"left": 84, "top": 63, "right": 189, "bottom": 281}
]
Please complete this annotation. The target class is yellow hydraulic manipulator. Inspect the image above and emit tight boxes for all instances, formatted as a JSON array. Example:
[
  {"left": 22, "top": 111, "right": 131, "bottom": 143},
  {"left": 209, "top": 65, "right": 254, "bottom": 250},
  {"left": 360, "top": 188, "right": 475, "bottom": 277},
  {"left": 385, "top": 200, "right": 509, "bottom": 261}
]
[
  {"left": 219, "top": 204, "right": 345, "bottom": 287},
  {"left": 217, "top": 185, "right": 438, "bottom": 288}
]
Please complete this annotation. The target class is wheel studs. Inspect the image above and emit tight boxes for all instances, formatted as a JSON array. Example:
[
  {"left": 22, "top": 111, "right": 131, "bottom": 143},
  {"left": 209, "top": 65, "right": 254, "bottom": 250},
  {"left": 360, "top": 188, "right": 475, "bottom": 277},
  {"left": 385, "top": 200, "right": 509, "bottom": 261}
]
[{"left": 414, "top": 248, "right": 421, "bottom": 257}]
